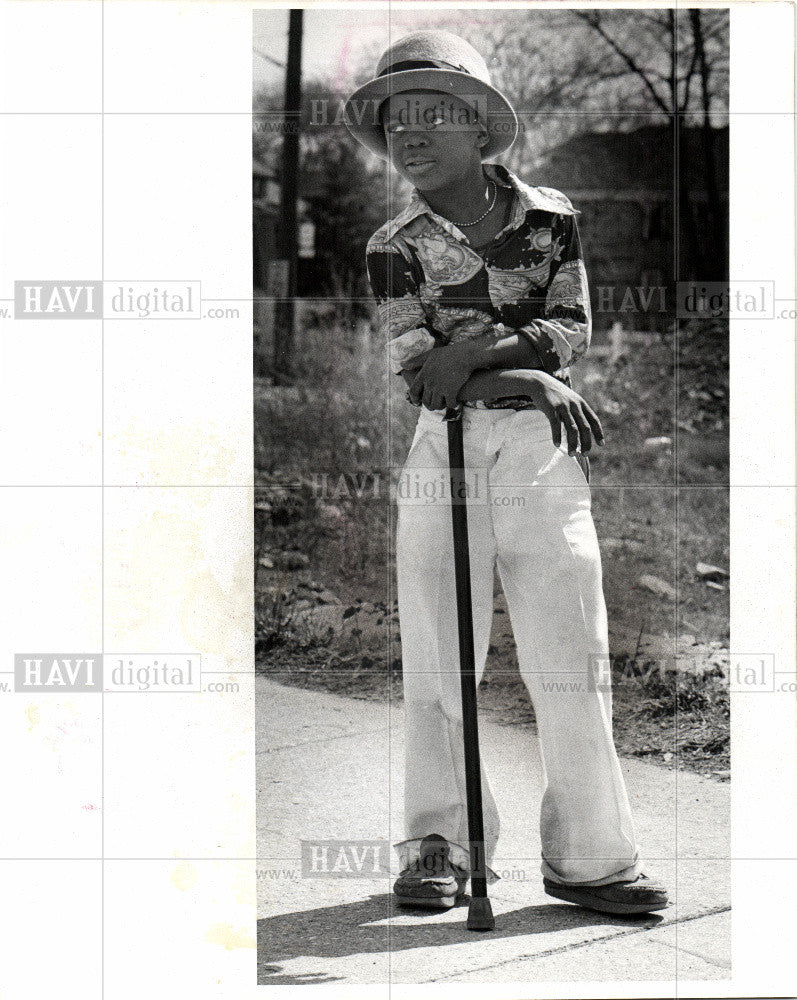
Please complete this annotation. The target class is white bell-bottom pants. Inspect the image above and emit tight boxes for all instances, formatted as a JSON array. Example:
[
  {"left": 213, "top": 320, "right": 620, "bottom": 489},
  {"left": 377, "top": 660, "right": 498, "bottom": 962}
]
[{"left": 394, "top": 404, "right": 641, "bottom": 887}]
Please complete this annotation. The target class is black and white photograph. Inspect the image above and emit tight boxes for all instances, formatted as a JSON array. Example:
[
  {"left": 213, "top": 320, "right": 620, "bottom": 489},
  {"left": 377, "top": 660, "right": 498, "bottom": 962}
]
[
  {"left": 253, "top": 5, "right": 738, "bottom": 987},
  {"left": 0, "top": 2, "right": 795, "bottom": 996}
]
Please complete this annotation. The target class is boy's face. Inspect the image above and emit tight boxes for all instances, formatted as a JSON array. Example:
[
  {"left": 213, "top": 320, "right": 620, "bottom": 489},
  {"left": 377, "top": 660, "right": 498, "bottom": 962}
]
[{"left": 381, "top": 90, "right": 487, "bottom": 192}]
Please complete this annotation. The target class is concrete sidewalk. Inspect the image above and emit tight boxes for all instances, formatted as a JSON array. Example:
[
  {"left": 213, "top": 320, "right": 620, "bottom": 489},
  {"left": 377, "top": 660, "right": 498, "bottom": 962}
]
[{"left": 256, "top": 676, "right": 730, "bottom": 986}]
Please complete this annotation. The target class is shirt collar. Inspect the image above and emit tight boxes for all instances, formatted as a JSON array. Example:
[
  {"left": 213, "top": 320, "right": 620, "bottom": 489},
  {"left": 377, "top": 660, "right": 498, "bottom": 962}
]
[{"left": 382, "top": 163, "right": 577, "bottom": 243}]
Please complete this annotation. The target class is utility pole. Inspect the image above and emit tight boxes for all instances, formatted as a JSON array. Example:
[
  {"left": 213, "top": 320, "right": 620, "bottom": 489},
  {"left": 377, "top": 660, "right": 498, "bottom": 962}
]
[{"left": 272, "top": 10, "right": 303, "bottom": 381}]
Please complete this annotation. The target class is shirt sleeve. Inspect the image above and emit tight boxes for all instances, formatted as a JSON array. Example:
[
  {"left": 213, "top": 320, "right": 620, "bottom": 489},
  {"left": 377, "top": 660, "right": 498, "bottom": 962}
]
[
  {"left": 516, "top": 212, "right": 592, "bottom": 375},
  {"left": 365, "top": 240, "right": 435, "bottom": 375}
]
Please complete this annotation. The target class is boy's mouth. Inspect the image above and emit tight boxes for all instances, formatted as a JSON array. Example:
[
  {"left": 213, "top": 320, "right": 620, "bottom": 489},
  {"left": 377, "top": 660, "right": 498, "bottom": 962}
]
[{"left": 404, "top": 158, "right": 436, "bottom": 174}]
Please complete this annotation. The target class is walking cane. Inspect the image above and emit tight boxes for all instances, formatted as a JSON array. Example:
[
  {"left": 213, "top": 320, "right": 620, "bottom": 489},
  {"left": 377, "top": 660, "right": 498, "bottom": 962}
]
[{"left": 445, "top": 406, "right": 496, "bottom": 931}]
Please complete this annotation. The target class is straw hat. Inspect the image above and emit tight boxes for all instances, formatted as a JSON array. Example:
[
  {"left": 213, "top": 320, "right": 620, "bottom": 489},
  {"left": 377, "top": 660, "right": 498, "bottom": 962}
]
[{"left": 344, "top": 30, "right": 518, "bottom": 160}]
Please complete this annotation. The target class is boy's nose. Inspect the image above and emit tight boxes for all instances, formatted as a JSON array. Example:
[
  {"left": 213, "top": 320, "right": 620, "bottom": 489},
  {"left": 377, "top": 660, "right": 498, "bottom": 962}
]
[{"left": 403, "top": 133, "right": 429, "bottom": 148}]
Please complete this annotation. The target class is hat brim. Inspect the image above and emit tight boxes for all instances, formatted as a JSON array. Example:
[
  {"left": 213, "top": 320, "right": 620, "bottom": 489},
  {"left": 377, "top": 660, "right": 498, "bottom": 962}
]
[{"left": 344, "top": 68, "right": 518, "bottom": 160}]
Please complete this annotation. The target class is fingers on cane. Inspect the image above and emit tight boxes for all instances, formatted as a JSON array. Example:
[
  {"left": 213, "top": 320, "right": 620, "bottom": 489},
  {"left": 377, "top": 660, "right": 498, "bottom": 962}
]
[{"left": 441, "top": 388, "right": 457, "bottom": 412}]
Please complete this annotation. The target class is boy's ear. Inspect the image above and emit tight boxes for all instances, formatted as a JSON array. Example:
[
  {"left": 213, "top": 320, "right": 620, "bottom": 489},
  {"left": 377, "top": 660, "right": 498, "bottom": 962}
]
[{"left": 476, "top": 128, "right": 489, "bottom": 148}]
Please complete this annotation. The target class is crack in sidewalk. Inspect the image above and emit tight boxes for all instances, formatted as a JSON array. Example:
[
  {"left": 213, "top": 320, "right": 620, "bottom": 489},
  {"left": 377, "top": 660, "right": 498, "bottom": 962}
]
[
  {"left": 428, "top": 904, "right": 731, "bottom": 981},
  {"left": 257, "top": 725, "right": 397, "bottom": 754}
]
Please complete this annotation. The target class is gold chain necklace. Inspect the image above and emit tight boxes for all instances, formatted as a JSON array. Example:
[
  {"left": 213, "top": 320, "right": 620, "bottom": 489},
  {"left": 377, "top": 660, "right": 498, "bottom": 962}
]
[{"left": 449, "top": 181, "right": 497, "bottom": 227}]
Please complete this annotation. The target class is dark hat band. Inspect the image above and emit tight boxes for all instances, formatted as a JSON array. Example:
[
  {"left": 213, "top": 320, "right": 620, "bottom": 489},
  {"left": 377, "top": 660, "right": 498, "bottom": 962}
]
[{"left": 377, "top": 58, "right": 470, "bottom": 78}]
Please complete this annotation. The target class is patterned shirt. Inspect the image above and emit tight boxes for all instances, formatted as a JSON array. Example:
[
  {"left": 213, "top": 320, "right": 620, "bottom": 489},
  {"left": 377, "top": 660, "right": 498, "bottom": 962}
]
[{"left": 365, "top": 163, "right": 591, "bottom": 410}]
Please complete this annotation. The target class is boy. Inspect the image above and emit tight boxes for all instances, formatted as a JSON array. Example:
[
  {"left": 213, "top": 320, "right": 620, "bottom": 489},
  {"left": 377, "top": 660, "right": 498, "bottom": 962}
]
[{"left": 345, "top": 30, "right": 668, "bottom": 916}]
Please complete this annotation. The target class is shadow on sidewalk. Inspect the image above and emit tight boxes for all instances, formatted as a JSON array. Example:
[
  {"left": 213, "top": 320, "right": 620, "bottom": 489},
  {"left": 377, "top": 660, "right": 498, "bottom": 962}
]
[{"left": 257, "top": 893, "right": 664, "bottom": 984}]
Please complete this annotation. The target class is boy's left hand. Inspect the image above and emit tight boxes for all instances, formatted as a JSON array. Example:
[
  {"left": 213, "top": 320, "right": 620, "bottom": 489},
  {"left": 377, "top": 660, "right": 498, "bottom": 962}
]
[{"left": 407, "top": 344, "right": 474, "bottom": 411}]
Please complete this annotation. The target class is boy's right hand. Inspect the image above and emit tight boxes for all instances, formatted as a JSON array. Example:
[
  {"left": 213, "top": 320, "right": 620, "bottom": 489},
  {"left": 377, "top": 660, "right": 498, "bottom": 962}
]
[{"left": 513, "top": 370, "right": 604, "bottom": 455}]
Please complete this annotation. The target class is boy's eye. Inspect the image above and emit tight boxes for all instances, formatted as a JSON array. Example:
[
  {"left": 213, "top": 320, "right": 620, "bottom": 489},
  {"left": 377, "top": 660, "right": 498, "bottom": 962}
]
[{"left": 385, "top": 115, "right": 448, "bottom": 136}]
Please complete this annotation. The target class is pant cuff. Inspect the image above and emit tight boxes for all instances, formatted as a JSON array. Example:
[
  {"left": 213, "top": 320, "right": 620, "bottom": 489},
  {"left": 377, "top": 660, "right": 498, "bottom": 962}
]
[
  {"left": 541, "top": 854, "right": 642, "bottom": 887},
  {"left": 394, "top": 839, "right": 501, "bottom": 884}
]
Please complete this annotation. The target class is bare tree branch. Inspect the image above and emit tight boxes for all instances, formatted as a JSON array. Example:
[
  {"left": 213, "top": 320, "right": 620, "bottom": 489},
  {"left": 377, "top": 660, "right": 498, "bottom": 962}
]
[{"left": 571, "top": 10, "right": 672, "bottom": 115}]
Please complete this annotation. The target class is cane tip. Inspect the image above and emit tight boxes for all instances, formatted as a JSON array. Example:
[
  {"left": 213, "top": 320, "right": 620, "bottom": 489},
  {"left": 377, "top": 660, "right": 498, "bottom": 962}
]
[{"left": 466, "top": 896, "right": 495, "bottom": 931}]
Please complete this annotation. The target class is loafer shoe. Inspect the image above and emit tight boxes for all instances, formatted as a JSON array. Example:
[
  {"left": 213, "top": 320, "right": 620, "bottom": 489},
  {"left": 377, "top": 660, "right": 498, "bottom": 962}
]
[
  {"left": 394, "top": 834, "right": 468, "bottom": 909},
  {"left": 544, "top": 873, "right": 670, "bottom": 915}
]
